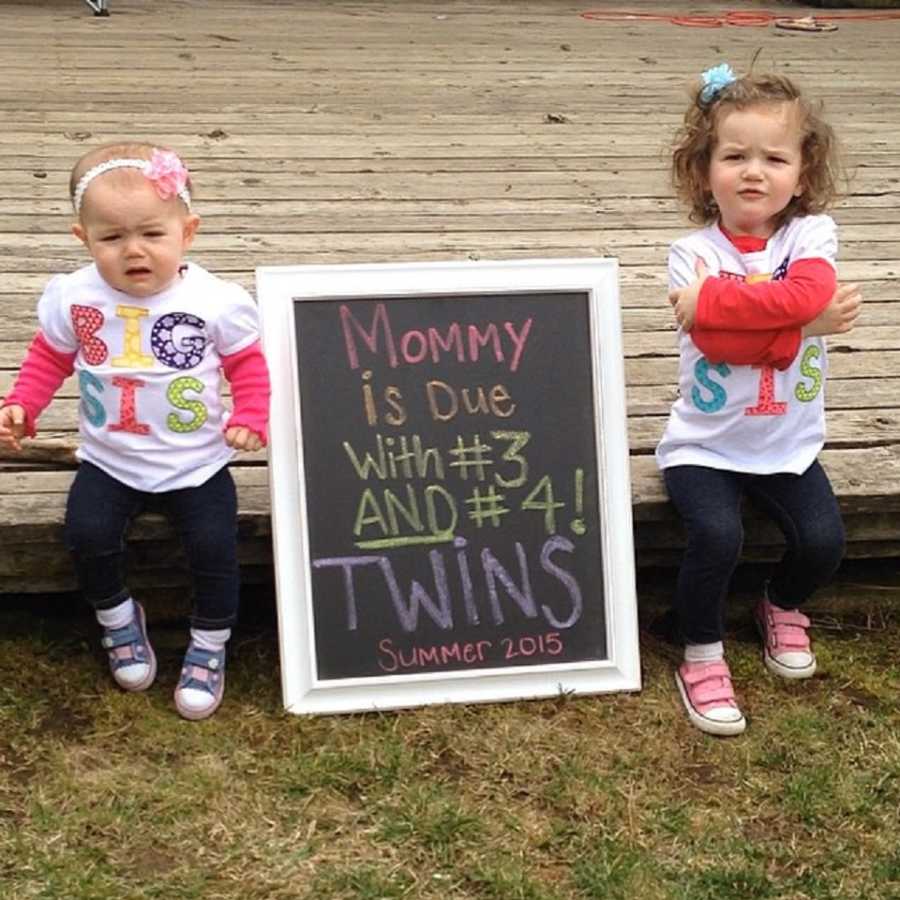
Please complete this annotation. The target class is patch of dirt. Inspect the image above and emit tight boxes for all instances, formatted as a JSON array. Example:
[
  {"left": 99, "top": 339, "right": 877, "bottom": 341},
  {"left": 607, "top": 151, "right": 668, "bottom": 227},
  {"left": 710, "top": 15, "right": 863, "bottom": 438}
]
[
  {"left": 34, "top": 705, "right": 93, "bottom": 741},
  {"left": 131, "top": 847, "right": 180, "bottom": 878}
]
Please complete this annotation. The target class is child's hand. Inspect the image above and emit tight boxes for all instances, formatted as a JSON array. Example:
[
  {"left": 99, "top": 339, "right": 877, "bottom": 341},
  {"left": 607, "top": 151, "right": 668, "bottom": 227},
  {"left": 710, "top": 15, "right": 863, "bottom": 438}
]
[
  {"left": 668, "top": 259, "right": 709, "bottom": 332},
  {"left": 803, "top": 283, "right": 862, "bottom": 337},
  {"left": 225, "top": 425, "right": 263, "bottom": 453},
  {"left": 0, "top": 404, "right": 27, "bottom": 452}
]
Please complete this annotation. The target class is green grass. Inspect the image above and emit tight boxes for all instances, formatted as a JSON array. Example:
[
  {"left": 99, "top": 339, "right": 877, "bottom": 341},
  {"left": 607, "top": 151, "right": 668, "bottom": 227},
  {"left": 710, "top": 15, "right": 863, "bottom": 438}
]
[{"left": 2, "top": 563, "right": 900, "bottom": 899}]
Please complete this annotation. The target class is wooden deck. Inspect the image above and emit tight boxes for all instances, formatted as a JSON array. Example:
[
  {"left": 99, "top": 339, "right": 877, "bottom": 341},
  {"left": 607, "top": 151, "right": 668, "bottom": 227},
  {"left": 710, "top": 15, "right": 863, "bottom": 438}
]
[{"left": 1, "top": 0, "right": 899, "bottom": 592}]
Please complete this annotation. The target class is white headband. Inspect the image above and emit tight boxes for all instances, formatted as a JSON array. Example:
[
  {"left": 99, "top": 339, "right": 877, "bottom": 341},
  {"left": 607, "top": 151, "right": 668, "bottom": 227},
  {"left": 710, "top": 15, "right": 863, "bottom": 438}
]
[{"left": 72, "top": 152, "right": 192, "bottom": 214}]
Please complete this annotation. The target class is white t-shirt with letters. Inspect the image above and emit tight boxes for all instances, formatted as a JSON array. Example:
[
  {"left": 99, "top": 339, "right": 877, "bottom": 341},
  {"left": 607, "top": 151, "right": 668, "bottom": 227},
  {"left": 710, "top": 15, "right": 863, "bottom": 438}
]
[
  {"left": 656, "top": 215, "right": 836, "bottom": 475},
  {"left": 39, "top": 262, "right": 260, "bottom": 491}
]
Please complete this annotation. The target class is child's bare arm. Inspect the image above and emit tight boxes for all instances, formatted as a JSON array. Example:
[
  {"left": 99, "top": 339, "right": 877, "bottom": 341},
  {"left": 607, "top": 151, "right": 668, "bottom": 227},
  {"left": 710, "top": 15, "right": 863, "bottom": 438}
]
[{"left": 802, "top": 283, "right": 862, "bottom": 337}]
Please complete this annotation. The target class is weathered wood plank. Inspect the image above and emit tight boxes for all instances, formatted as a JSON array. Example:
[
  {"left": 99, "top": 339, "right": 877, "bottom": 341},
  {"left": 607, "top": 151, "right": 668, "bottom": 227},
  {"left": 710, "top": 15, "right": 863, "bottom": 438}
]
[
  {"left": 3, "top": 374, "right": 897, "bottom": 427},
  {"left": 1, "top": 0, "right": 898, "bottom": 588},
  {"left": 2, "top": 444, "right": 898, "bottom": 538},
  {"left": 4, "top": 347, "right": 899, "bottom": 389},
  {"left": 3, "top": 399, "right": 897, "bottom": 454},
  {"left": 1, "top": 278, "right": 898, "bottom": 314},
  {"left": 7, "top": 224, "right": 900, "bottom": 253}
]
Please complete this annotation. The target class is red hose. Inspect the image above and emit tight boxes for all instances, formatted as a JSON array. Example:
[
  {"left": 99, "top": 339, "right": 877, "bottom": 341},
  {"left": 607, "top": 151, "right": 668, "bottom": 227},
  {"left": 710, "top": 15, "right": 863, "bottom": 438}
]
[{"left": 580, "top": 8, "right": 900, "bottom": 27}]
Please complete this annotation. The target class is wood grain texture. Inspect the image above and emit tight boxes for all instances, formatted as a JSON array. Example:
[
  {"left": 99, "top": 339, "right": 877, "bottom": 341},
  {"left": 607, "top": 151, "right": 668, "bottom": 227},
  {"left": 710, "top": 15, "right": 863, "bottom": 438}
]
[{"left": 1, "top": 0, "right": 898, "bottom": 589}]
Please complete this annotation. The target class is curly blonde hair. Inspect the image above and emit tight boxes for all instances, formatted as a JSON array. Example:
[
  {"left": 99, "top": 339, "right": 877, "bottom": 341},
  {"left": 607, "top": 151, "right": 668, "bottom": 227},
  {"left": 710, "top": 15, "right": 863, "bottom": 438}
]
[{"left": 671, "top": 73, "right": 842, "bottom": 229}]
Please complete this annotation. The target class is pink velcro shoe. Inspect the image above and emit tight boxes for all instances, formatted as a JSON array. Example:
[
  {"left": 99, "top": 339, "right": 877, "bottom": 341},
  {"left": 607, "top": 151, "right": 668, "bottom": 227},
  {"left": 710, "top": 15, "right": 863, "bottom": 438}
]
[
  {"left": 755, "top": 596, "right": 816, "bottom": 679},
  {"left": 675, "top": 660, "right": 746, "bottom": 737}
]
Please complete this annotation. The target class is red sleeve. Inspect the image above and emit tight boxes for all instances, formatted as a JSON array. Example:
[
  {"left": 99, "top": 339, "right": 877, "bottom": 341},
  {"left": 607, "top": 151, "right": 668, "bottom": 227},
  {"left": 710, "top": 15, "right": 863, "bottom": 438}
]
[
  {"left": 220, "top": 340, "right": 270, "bottom": 446},
  {"left": 2, "top": 331, "right": 76, "bottom": 437},
  {"left": 690, "top": 327, "right": 802, "bottom": 371},
  {"left": 696, "top": 258, "right": 836, "bottom": 331}
]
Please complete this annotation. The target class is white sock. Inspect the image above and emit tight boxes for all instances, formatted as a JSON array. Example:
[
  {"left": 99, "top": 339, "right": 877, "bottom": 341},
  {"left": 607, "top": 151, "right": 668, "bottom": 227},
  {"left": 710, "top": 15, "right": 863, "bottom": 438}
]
[
  {"left": 684, "top": 641, "right": 724, "bottom": 663},
  {"left": 96, "top": 598, "right": 136, "bottom": 630},
  {"left": 190, "top": 627, "right": 231, "bottom": 652}
]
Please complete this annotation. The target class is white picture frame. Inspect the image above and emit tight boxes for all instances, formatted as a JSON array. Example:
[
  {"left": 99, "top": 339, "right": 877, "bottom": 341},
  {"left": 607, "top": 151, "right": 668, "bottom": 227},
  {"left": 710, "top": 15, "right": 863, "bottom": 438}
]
[{"left": 257, "top": 258, "right": 640, "bottom": 714}]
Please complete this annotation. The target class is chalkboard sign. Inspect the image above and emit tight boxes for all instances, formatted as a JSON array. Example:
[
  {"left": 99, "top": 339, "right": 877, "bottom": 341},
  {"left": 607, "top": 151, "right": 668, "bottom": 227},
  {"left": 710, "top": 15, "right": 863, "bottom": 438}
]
[{"left": 257, "top": 259, "right": 639, "bottom": 714}]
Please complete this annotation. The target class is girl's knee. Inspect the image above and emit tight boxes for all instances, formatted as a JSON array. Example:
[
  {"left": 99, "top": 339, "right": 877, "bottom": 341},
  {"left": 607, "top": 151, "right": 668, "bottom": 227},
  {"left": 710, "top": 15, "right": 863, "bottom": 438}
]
[
  {"left": 686, "top": 518, "right": 744, "bottom": 568},
  {"left": 64, "top": 508, "right": 124, "bottom": 557},
  {"left": 804, "top": 521, "right": 845, "bottom": 573},
  {"left": 183, "top": 526, "right": 237, "bottom": 570}
]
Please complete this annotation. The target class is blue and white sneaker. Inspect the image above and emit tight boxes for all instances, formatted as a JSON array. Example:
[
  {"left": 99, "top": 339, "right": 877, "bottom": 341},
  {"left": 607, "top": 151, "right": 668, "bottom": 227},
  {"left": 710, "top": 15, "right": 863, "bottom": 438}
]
[{"left": 174, "top": 643, "right": 226, "bottom": 720}]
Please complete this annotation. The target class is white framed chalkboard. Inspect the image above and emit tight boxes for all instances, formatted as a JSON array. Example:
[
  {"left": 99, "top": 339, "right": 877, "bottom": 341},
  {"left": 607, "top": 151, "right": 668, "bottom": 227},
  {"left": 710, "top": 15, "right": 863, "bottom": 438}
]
[{"left": 257, "top": 258, "right": 639, "bottom": 714}]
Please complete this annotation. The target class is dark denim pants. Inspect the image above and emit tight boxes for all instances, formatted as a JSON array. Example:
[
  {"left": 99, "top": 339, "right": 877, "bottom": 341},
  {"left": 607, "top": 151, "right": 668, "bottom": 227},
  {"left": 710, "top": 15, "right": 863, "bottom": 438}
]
[
  {"left": 663, "top": 460, "right": 845, "bottom": 645},
  {"left": 64, "top": 461, "right": 240, "bottom": 630}
]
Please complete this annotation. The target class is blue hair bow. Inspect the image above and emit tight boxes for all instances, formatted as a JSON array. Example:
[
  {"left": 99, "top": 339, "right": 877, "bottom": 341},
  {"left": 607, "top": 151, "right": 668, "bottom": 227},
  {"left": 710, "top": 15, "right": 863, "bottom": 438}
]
[{"left": 700, "top": 63, "right": 737, "bottom": 103}]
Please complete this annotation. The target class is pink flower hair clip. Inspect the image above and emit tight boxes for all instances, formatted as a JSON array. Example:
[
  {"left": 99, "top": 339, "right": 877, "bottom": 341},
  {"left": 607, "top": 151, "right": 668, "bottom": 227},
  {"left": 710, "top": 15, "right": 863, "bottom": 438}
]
[
  {"left": 72, "top": 149, "right": 193, "bottom": 214},
  {"left": 142, "top": 149, "right": 191, "bottom": 204}
]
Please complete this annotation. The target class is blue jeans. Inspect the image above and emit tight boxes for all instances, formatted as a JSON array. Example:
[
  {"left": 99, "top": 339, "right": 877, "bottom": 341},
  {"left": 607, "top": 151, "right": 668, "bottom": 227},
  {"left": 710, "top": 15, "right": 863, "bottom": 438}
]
[
  {"left": 663, "top": 460, "right": 845, "bottom": 645},
  {"left": 64, "top": 462, "right": 240, "bottom": 629}
]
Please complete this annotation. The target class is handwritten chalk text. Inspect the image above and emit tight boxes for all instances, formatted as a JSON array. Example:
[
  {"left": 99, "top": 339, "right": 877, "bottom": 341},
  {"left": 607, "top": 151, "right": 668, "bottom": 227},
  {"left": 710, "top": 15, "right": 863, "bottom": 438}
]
[
  {"left": 376, "top": 631, "right": 564, "bottom": 673},
  {"left": 312, "top": 534, "right": 583, "bottom": 634},
  {"left": 340, "top": 303, "right": 533, "bottom": 373}
]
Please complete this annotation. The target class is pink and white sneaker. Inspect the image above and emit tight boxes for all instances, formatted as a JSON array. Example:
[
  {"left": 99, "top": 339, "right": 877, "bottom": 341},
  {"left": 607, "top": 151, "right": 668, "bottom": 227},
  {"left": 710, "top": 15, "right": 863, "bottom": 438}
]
[
  {"left": 675, "top": 659, "right": 746, "bottom": 737},
  {"left": 754, "top": 596, "right": 816, "bottom": 679}
]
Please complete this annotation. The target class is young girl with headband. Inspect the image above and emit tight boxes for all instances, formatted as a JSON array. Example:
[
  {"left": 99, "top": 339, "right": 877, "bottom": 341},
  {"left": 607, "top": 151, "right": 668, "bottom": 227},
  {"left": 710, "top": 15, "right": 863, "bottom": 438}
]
[
  {"left": 0, "top": 142, "right": 270, "bottom": 720},
  {"left": 656, "top": 65, "right": 862, "bottom": 736}
]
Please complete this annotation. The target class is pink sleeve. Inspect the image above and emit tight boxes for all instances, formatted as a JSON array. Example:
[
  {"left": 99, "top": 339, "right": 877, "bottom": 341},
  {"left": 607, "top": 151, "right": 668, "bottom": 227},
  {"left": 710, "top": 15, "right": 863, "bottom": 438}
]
[
  {"left": 2, "top": 331, "right": 76, "bottom": 437},
  {"left": 220, "top": 340, "right": 270, "bottom": 446},
  {"left": 696, "top": 258, "right": 837, "bottom": 331}
]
